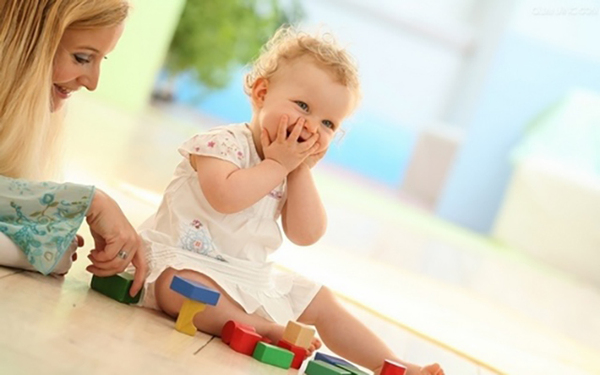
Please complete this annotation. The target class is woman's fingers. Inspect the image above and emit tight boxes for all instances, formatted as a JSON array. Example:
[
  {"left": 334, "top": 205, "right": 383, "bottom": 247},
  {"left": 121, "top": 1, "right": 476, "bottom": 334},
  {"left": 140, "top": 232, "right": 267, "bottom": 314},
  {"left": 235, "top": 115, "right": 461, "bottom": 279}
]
[{"left": 129, "top": 247, "right": 148, "bottom": 296}]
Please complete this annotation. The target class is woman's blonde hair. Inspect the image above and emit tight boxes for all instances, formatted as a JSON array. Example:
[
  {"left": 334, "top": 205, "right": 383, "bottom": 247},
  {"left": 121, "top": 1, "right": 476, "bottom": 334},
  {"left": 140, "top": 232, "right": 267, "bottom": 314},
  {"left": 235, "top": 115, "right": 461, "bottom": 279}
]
[
  {"left": 244, "top": 26, "right": 361, "bottom": 109},
  {"left": 0, "top": 0, "right": 129, "bottom": 180}
]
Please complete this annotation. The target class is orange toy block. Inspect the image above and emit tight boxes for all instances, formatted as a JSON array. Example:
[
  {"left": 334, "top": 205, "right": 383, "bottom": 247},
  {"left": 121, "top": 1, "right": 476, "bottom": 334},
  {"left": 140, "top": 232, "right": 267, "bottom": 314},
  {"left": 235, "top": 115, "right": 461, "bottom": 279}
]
[
  {"left": 230, "top": 326, "right": 263, "bottom": 356},
  {"left": 380, "top": 359, "right": 407, "bottom": 375},
  {"left": 221, "top": 320, "right": 256, "bottom": 344},
  {"left": 282, "top": 320, "right": 315, "bottom": 349},
  {"left": 277, "top": 339, "right": 307, "bottom": 369}
]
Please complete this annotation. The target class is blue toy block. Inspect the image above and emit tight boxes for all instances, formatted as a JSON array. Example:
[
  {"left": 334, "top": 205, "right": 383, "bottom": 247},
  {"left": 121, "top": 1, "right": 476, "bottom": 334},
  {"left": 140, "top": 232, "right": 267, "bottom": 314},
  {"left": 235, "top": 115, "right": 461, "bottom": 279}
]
[
  {"left": 314, "top": 352, "right": 358, "bottom": 370},
  {"left": 170, "top": 275, "right": 221, "bottom": 305}
]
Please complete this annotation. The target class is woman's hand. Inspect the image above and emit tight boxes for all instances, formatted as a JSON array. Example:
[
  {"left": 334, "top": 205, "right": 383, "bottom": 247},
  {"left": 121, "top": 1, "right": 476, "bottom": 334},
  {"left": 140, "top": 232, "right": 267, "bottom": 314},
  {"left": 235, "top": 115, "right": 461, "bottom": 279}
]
[{"left": 85, "top": 189, "right": 147, "bottom": 296}]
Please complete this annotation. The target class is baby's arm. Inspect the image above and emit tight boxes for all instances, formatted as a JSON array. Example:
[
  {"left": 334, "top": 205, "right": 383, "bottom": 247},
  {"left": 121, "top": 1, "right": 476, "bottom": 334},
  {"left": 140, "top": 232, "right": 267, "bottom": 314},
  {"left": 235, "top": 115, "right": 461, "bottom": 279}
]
[
  {"left": 192, "top": 155, "right": 287, "bottom": 214},
  {"left": 282, "top": 163, "right": 327, "bottom": 246}
]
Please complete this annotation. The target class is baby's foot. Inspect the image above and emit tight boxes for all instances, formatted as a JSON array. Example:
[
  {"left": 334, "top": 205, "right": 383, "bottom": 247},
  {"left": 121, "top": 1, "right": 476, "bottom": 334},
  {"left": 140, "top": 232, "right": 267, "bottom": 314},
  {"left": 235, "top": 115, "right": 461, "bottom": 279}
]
[
  {"left": 263, "top": 324, "right": 322, "bottom": 356},
  {"left": 407, "top": 363, "right": 444, "bottom": 375},
  {"left": 417, "top": 363, "right": 444, "bottom": 375},
  {"left": 305, "top": 336, "right": 322, "bottom": 357},
  {"left": 373, "top": 361, "right": 444, "bottom": 375}
]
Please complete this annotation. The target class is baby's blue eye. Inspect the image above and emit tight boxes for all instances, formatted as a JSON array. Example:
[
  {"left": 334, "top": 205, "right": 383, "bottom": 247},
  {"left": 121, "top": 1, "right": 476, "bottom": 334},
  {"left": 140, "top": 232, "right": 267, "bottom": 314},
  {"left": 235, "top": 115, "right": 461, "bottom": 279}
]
[
  {"left": 295, "top": 101, "right": 309, "bottom": 111},
  {"left": 322, "top": 120, "right": 335, "bottom": 129},
  {"left": 73, "top": 54, "right": 90, "bottom": 64}
]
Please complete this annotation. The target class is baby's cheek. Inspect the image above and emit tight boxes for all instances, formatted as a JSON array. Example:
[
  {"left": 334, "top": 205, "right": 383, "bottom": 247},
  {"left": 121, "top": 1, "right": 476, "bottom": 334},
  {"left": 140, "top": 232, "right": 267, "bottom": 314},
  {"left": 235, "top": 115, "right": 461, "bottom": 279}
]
[{"left": 317, "top": 135, "right": 333, "bottom": 153}]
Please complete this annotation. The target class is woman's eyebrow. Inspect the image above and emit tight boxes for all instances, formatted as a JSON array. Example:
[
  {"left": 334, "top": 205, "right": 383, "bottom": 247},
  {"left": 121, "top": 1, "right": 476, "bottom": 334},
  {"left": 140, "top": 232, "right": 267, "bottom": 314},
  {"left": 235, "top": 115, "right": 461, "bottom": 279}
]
[{"left": 78, "top": 46, "right": 100, "bottom": 53}]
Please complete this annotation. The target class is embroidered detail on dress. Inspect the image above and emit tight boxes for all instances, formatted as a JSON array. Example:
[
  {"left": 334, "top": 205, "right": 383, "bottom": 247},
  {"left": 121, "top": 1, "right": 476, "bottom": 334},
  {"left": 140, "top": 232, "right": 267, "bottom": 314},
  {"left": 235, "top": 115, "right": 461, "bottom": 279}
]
[
  {"left": 205, "top": 136, "right": 244, "bottom": 160},
  {"left": 178, "top": 219, "right": 226, "bottom": 262},
  {"left": 268, "top": 190, "right": 283, "bottom": 200},
  {"left": 0, "top": 183, "right": 90, "bottom": 274}
]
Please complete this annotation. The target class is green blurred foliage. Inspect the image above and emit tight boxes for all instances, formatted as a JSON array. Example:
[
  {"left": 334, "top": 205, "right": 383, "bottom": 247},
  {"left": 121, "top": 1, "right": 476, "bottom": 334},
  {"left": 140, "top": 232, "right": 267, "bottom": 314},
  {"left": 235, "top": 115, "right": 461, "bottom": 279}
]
[{"left": 165, "top": 0, "right": 304, "bottom": 90}]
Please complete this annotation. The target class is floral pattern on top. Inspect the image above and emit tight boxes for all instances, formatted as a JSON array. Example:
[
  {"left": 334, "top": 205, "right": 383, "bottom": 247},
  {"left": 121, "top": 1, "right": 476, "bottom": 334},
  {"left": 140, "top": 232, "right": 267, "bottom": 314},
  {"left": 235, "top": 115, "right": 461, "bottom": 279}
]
[
  {"left": 179, "top": 129, "right": 246, "bottom": 168},
  {"left": 178, "top": 219, "right": 226, "bottom": 262},
  {"left": 0, "top": 176, "right": 94, "bottom": 274}
]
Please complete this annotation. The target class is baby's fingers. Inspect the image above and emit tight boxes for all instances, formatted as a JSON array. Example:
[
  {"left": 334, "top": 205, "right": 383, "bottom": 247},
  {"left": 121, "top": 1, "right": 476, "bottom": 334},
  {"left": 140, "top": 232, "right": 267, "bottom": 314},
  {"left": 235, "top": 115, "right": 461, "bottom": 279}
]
[
  {"left": 288, "top": 118, "right": 305, "bottom": 142},
  {"left": 276, "top": 115, "right": 288, "bottom": 141},
  {"left": 300, "top": 132, "right": 320, "bottom": 152},
  {"left": 260, "top": 128, "right": 271, "bottom": 149}
]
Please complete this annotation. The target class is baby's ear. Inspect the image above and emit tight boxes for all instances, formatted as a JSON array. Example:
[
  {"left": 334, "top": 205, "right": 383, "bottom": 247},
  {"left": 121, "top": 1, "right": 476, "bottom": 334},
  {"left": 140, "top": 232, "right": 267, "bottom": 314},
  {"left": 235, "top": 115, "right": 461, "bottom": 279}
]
[{"left": 251, "top": 78, "right": 268, "bottom": 108}]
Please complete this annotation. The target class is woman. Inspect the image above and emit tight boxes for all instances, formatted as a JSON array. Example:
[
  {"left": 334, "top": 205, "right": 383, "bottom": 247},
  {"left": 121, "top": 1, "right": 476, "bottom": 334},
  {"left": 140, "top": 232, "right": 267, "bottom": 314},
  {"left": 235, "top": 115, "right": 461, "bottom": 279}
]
[{"left": 0, "top": 0, "right": 146, "bottom": 296}]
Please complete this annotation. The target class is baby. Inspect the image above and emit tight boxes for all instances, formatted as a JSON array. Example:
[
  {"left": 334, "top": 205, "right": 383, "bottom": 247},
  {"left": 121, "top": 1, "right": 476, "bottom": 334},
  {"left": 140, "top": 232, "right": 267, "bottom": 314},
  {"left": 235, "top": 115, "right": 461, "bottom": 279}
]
[{"left": 137, "top": 26, "right": 443, "bottom": 375}]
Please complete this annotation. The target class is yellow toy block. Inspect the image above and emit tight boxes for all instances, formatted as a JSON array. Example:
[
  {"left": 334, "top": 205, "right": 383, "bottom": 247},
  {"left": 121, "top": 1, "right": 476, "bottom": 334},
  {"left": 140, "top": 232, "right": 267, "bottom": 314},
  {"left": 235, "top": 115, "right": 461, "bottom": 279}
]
[
  {"left": 175, "top": 298, "right": 206, "bottom": 336},
  {"left": 282, "top": 321, "right": 315, "bottom": 349}
]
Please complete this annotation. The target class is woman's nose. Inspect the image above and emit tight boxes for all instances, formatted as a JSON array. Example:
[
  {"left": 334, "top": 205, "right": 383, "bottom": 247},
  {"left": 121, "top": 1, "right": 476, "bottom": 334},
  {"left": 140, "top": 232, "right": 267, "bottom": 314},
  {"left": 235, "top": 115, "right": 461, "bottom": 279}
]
[{"left": 77, "top": 66, "right": 100, "bottom": 91}]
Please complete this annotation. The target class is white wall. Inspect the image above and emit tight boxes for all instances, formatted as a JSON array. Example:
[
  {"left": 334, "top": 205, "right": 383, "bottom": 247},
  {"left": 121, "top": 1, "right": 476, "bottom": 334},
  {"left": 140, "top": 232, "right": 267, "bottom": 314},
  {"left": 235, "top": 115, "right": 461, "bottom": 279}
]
[{"left": 296, "top": 0, "right": 480, "bottom": 130}]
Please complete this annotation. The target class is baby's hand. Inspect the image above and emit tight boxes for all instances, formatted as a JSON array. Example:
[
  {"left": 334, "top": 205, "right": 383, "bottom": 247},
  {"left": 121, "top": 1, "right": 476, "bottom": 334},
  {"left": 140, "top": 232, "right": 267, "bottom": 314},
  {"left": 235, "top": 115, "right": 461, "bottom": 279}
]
[
  {"left": 262, "top": 116, "right": 319, "bottom": 173},
  {"left": 303, "top": 148, "right": 327, "bottom": 169}
]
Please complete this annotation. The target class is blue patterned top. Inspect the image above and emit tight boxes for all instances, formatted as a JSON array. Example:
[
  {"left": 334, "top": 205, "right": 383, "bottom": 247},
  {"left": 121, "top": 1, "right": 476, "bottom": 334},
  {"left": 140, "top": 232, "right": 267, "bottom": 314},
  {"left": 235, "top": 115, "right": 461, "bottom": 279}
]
[{"left": 0, "top": 176, "right": 94, "bottom": 274}]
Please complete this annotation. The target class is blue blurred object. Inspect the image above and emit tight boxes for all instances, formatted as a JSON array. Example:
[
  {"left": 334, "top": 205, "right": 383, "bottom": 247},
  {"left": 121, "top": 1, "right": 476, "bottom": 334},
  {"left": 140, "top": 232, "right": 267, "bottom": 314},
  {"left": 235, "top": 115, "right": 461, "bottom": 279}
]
[{"left": 437, "top": 33, "right": 600, "bottom": 233}]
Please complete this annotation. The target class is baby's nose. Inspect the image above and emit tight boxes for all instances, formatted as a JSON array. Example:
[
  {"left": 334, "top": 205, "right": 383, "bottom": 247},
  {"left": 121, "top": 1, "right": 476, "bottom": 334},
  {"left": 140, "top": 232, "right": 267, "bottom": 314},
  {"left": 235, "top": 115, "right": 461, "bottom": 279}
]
[{"left": 303, "top": 117, "right": 319, "bottom": 133}]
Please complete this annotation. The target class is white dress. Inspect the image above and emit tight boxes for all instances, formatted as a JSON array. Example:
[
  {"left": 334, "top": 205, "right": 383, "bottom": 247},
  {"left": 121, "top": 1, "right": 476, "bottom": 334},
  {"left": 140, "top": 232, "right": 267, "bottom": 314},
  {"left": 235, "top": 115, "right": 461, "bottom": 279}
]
[{"left": 138, "top": 123, "right": 321, "bottom": 323}]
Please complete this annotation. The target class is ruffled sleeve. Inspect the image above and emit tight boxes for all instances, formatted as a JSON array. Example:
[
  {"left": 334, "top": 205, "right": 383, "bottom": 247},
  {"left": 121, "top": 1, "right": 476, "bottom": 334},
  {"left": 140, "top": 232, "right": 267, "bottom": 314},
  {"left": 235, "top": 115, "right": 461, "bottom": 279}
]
[
  {"left": 179, "top": 128, "right": 247, "bottom": 169},
  {"left": 0, "top": 176, "right": 94, "bottom": 275}
]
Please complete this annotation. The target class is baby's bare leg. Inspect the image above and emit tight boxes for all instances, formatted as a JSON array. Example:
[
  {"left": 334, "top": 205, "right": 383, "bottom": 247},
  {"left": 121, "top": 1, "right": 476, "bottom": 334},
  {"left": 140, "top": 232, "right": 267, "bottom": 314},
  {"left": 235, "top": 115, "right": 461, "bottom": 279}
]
[
  {"left": 154, "top": 268, "right": 283, "bottom": 341},
  {"left": 298, "top": 287, "right": 443, "bottom": 375}
]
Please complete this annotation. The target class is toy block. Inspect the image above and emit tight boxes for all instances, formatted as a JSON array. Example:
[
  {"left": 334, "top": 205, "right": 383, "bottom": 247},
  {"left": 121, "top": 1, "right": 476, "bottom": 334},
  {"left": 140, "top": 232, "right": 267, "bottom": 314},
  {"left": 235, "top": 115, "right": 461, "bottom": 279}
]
[
  {"left": 335, "top": 364, "right": 369, "bottom": 375},
  {"left": 252, "top": 342, "right": 294, "bottom": 369},
  {"left": 380, "top": 360, "right": 407, "bottom": 375},
  {"left": 314, "top": 352, "right": 356, "bottom": 369},
  {"left": 277, "top": 339, "right": 307, "bottom": 369},
  {"left": 221, "top": 320, "right": 256, "bottom": 344},
  {"left": 170, "top": 275, "right": 220, "bottom": 305},
  {"left": 174, "top": 298, "right": 206, "bottom": 336},
  {"left": 305, "top": 360, "right": 351, "bottom": 375},
  {"left": 282, "top": 320, "right": 315, "bottom": 349},
  {"left": 91, "top": 273, "right": 141, "bottom": 304},
  {"left": 230, "top": 325, "right": 263, "bottom": 356},
  {"left": 260, "top": 336, "right": 273, "bottom": 344}
]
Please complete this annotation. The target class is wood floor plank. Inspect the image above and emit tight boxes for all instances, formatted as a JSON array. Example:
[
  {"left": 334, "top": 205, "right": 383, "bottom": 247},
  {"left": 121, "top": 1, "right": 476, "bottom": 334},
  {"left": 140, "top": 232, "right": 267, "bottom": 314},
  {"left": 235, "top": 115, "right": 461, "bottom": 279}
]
[
  {"left": 192, "top": 337, "right": 300, "bottom": 374},
  {"left": 0, "top": 266, "right": 212, "bottom": 375}
]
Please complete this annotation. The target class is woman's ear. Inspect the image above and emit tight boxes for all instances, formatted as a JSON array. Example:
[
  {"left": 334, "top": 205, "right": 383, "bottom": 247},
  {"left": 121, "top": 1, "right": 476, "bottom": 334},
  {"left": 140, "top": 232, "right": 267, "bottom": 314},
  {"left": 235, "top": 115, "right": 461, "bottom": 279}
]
[{"left": 251, "top": 78, "right": 268, "bottom": 108}]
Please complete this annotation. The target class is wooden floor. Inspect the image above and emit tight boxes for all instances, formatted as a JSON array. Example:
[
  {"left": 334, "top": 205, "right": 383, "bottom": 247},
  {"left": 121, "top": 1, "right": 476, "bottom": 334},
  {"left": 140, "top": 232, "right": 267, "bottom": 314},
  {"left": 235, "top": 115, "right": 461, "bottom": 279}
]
[{"left": 0, "top": 263, "right": 493, "bottom": 375}]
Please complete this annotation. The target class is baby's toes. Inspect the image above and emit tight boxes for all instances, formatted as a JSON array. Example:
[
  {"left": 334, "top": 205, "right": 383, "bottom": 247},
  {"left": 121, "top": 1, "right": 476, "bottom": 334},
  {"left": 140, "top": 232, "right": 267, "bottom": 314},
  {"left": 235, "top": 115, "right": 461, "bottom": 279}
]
[
  {"left": 312, "top": 337, "right": 322, "bottom": 350},
  {"left": 421, "top": 363, "right": 443, "bottom": 375},
  {"left": 306, "top": 337, "right": 322, "bottom": 356}
]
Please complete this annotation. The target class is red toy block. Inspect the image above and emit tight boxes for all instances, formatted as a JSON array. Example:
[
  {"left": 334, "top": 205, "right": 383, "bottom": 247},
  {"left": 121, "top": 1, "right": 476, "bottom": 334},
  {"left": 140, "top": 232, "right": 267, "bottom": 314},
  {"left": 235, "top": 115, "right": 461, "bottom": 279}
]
[
  {"left": 381, "top": 360, "right": 407, "bottom": 375},
  {"left": 260, "top": 336, "right": 273, "bottom": 345},
  {"left": 221, "top": 320, "right": 256, "bottom": 344},
  {"left": 277, "top": 339, "right": 307, "bottom": 369},
  {"left": 229, "top": 326, "right": 263, "bottom": 356}
]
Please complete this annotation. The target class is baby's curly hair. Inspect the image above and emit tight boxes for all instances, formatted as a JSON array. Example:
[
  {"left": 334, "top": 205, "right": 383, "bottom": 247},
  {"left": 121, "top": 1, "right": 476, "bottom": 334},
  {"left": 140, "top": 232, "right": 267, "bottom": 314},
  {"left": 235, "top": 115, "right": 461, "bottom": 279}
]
[{"left": 244, "top": 26, "right": 361, "bottom": 108}]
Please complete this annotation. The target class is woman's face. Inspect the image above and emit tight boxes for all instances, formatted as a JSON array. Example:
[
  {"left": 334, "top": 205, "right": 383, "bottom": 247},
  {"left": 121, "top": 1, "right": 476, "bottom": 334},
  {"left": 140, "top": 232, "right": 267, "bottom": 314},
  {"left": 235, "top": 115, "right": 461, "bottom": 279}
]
[{"left": 51, "top": 23, "right": 124, "bottom": 112}]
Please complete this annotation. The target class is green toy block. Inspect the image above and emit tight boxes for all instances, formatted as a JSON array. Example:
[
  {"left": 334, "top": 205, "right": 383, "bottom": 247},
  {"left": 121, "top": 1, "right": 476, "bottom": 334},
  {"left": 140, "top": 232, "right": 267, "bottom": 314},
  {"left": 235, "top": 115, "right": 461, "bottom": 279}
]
[
  {"left": 335, "top": 364, "right": 369, "bottom": 375},
  {"left": 252, "top": 342, "right": 294, "bottom": 369},
  {"left": 305, "top": 360, "right": 351, "bottom": 375},
  {"left": 91, "top": 273, "right": 141, "bottom": 304}
]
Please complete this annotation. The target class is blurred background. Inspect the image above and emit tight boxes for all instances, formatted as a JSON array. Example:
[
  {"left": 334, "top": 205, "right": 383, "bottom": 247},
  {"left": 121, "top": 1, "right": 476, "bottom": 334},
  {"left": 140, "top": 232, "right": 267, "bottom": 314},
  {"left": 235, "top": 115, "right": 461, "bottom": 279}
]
[{"left": 62, "top": 0, "right": 600, "bottom": 373}]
